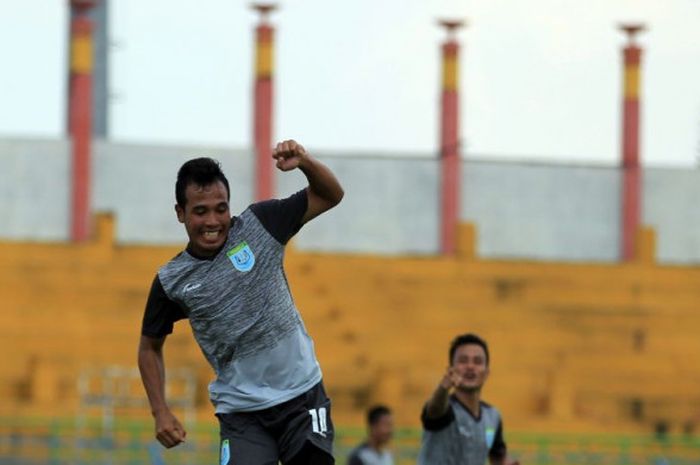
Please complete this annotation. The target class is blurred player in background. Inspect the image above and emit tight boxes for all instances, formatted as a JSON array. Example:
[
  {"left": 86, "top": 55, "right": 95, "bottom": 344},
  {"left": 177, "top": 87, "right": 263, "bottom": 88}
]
[
  {"left": 347, "top": 405, "right": 395, "bottom": 465},
  {"left": 137, "top": 140, "right": 343, "bottom": 465},
  {"left": 418, "top": 333, "right": 519, "bottom": 465}
]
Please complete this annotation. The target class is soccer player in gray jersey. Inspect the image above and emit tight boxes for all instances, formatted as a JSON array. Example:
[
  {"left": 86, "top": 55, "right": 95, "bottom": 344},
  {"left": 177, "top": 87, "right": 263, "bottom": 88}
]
[
  {"left": 138, "top": 140, "right": 343, "bottom": 465},
  {"left": 418, "top": 333, "right": 519, "bottom": 465}
]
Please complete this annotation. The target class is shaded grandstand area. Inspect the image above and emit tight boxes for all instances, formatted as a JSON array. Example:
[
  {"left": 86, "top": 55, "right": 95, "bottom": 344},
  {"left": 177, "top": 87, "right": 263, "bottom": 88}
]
[{"left": 2, "top": 214, "right": 700, "bottom": 438}]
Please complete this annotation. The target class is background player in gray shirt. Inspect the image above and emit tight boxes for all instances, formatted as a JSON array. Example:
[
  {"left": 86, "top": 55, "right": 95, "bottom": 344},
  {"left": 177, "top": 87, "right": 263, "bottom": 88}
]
[
  {"left": 418, "top": 333, "right": 520, "bottom": 465},
  {"left": 347, "top": 405, "right": 395, "bottom": 465},
  {"left": 138, "top": 140, "right": 343, "bottom": 465}
]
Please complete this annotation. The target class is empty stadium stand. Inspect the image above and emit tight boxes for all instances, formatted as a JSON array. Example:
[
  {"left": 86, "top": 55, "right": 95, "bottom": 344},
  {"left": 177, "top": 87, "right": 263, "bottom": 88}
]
[{"left": 2, "top": 214, "right": 699, "bottom": 434}]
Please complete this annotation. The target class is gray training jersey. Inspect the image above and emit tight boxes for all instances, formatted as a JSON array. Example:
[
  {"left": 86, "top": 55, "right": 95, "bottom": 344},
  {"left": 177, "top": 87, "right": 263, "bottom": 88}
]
[
  {"left": 146, "top": 191, "right": 322, "bottom": 413},
  {"left": 418, "top": 397, "right": 507, "bottom": 465},
  {"left": 347, "top": 443, "right": 394, "bottom": 465}
]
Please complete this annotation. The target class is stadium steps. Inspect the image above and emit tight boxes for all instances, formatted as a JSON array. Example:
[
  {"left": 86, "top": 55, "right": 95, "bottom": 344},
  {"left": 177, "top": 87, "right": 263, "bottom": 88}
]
[{"left": 2, "top": 215, "right": 700, "bottom": 432}]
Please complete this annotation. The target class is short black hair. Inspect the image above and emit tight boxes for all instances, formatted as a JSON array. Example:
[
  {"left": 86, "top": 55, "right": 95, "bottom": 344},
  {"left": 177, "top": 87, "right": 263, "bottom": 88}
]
[
  {"left": 367, "top": 405, "right": 391, "bottom": 426},
  {"left": 175, "top": 157, "right": 230, "bottom": 208},
  {"left": 449, "top": 333, "right": 490, "bottom": 366}
]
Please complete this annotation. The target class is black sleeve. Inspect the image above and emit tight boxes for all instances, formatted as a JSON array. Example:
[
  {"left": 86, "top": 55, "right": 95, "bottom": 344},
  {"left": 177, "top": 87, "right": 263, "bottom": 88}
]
[
  {"left": 489, "top": 419, "right": 507, "bottom": 461},
  {"left": 421, "top": 403, "right": 456, "bottom": 432},
  {"left": 346, "top": 449, "right": 364, "bottom": 465},
  {"left": 141, "top": 275, "right": 187, "bottom": 337},
  {"left": 249, "top": 189, "right": 308, "bottom": 244}
]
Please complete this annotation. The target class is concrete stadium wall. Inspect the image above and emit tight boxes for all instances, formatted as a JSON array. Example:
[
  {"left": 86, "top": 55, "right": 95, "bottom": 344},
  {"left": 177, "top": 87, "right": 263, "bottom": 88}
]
[
  {"left": 2, "top": 137, "right": 700, "bottom": 263},
  {"left": 0, "top": 138, "right": 252, "bottom": 243},
  {"left": 462, "top": 160, "right": 621, "bottom": 261},
  {"left": 279, "top": 154, "right": 439, "bottom": 255},
  {"left": 93, "top": 140, "right": 252, "bottom": 244},
  {"left": 645, "top": 168, "right": 700, "bottom": 264},
  {"left": 0, "top": 138, "right": 71, "bottom": 240}
]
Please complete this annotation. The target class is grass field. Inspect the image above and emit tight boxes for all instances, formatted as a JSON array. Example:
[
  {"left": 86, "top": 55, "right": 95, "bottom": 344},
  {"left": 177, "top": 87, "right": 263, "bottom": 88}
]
[{"left": 1, "top": 416, "right": 699, "bottom": 465}]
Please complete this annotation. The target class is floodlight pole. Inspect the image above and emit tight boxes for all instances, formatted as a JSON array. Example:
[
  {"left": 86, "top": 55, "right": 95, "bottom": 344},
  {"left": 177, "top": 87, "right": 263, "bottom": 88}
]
[
  {"left": 68, "top": 0, "right": 97, "bottom": 241},
  {"left": 438, "top": 20, "right": 465, "bottom": 256},
  {"left": 252, "top": 4, "right": 277, "bottom": 201},
  {"left": 619, "top": 24, "right": 646, "bottom": 262}
]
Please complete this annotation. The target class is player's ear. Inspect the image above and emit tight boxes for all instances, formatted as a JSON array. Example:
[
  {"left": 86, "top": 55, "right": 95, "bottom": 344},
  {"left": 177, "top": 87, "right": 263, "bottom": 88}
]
[{"left": 175, "top": 204, "right": 185, "bottom": 223}]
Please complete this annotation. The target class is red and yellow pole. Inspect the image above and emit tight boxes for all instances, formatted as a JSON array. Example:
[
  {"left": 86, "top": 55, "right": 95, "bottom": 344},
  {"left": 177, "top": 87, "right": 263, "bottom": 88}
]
[
  {"left": 619, "top": 24, "right": 645, "bottom": 262},
  {"left": 252, "top": 4, "right": 276, "bottom": 201},
  {"left": 68, "top": 0, "right": 96, "bottom": 242},
  {"left": 438, "top": 20, "right": 465, "bottom": 256}
]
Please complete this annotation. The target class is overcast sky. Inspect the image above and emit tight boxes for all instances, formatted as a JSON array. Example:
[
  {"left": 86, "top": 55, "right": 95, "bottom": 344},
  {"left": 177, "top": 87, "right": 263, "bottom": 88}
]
[{"left": 0, "top": 0, "right": 699, "bottom": 166}]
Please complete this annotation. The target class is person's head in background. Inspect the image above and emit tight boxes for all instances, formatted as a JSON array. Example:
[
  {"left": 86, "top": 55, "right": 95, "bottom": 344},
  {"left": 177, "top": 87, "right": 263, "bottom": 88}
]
[{"left": 367, "top": 405, "right": 394, "bottom": 449}]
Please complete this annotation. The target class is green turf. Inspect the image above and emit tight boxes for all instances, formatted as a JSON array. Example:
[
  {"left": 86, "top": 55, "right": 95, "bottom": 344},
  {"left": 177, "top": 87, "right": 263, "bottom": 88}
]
[{"left": 1, "top": 416, "right": 699, "bottom": 465}]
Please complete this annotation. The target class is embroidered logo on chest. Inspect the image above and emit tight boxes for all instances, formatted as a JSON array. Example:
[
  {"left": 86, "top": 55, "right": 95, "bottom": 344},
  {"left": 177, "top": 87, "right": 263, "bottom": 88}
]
[
  {"left": 183, "top": 282, "right": 201, "bottom": 293},
  {"left": 458, "top": 425, "right": 473, "bottom": 438},
  {"left": 485, "top": 427, "right": 496, "bottom": 448},
  {"left": 227, "top": 241, "right": 255, "bottom": 272}
]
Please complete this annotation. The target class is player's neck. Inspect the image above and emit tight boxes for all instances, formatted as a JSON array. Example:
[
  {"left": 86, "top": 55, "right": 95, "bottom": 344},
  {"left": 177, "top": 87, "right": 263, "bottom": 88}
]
[
  {"left": 454, "top": 389, "right": 481, "bottom": 418},
  {"left": 368, "top": 436, "right": 385, "bottom": 451}
]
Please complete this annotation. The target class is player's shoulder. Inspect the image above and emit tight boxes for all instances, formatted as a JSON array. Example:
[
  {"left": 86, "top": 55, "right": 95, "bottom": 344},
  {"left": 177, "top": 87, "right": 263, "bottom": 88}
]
[
  {"left": 233, "top": 203, "right": 264, "bottom": 228},
  {"left": 249, "top": 190, "right": 307, "bottom": 214},
  {"left": 480, "top": 400, "right": 500, "bottom": 411},
  {"left": 347, "top": 442, "right": 369, "bottom": 464},
  {"left": 349, "top": 442, "right": 369, "bottom": 453},
  {"left": 158, "top": 249, "right": 197, "bottom": 279},
  {"left": 161, "top": 250, "right": 188, "bottom": 267},
  {"left": 480, "top": 400, "right": 503, "bottom": 421}
]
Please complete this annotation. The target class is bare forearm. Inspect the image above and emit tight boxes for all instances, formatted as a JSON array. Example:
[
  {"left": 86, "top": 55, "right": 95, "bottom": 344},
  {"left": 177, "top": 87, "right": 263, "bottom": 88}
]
[
  {"left": 300, "top": 155, "right": 344, "bottom": 207},
  {"left": 272, "top": 140, "right": 343, "bottom": 222},
  {"left": 425, "top": 383, "right": 451, "bottom": 418},
  {"left": 138, "top": 344, "right": 169, "bottom": 416}
]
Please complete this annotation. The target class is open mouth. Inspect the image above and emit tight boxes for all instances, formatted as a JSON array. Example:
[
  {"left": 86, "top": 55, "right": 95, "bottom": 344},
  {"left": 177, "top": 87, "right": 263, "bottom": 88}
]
[{"left": 202, "top": 230, "right": 221, "bottom": 241}]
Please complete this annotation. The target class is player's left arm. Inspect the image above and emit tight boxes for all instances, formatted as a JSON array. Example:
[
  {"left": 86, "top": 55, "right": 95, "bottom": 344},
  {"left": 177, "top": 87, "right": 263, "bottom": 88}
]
[
  {"left": 490, "top": 454, "right": 520, "bottom": 465},
  {"left": 272, "top": 139, "right": 344, "bottom": 224},
  {"left": 489, "top": 420, "right": 520, "bottom": 465},
  {"left": 491, "top": 455, "right": 520, "bottom": 465}
]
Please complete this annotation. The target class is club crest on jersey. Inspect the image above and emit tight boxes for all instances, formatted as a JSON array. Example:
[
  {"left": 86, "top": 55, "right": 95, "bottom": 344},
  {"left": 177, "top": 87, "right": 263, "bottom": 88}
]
[
  {"left": 220, "top": 439, "right": 230, "bottom": 465},
  {"left": 485, "top": 427, "right": 496, "bottom": 448},
  {"left": 227, "top": 241, "right": 255, "bottom": 272}
]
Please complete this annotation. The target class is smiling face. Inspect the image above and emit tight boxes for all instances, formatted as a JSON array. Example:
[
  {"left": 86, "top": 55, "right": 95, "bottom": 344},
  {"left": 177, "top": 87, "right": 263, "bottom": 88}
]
[
  {"left": 175, "top": 181, "right": 231, "bottom": 258},
  {"left": 451, "top": 343, "right": 490, "bottom": 393}
]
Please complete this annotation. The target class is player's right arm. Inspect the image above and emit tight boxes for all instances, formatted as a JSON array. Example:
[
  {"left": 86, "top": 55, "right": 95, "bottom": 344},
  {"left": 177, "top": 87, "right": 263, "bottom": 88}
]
[
  {"left": 424, "top": 368, "right": 457, "bottom": 418},
  {"left": 138, "top": 335, "right": 186, "bottom": 447},
  {"left": 139, "top": 274, "right": 188, "bottom": 448},
  {"left": 271, "top": 139, "right": 344, "bottom": 224},
  {"left": 346, "top": 450, "right": 365, "bottom": 465}
]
